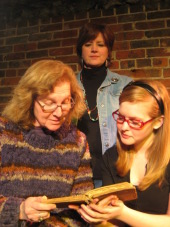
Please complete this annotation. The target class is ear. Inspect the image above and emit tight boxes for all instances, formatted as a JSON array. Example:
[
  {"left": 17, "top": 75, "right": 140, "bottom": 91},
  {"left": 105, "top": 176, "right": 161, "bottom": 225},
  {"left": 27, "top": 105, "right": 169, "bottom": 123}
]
[{"left": 153, "top": 116, "right": 164, "bottom": 130}]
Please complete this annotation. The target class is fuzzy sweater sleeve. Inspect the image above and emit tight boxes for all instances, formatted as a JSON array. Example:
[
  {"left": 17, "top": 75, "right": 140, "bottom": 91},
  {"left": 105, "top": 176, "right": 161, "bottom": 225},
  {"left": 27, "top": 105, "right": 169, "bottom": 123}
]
[
  {"left": 0, "top": 118, "right": 93, "bottom": 226},
  {"left": 70, "top": 131, "right": 94, "bottom": 195},
  {"left": 0, "top": 196, "right": 24, "bottom": 226},
  {"left": 0, "top": 117, "right": 25, "bottom": 226}
]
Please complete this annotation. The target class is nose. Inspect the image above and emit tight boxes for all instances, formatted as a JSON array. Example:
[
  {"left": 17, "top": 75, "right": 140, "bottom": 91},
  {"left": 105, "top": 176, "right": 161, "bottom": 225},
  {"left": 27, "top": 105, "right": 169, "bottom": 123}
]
[
  {"left": 91, "top": 43, "right": 97, "bottom": 52},
  {"left": 52, "top": 106, "right": 62, "bottom": 117},
  {"left": 121, "top": 120, "right": 130, "bottom": 130}
]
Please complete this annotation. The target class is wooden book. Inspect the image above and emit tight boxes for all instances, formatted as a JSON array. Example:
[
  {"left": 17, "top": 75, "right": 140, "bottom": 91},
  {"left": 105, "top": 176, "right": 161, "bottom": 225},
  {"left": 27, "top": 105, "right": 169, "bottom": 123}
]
[{"left": 45, "top": 182, "right": 137, "bottom": 207}]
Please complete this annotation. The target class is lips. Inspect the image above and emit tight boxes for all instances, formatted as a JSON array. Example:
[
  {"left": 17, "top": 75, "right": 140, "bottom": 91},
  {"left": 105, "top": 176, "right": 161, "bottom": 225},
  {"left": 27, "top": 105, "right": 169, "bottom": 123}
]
[
  {"left": 90, "top": 56, "right": 99, "bottom": 58},
  {"left": 50, "top": 119, "right": 60, "bottom": 124},
  {"left": 50, "top": 117, "right": 65, "bottom": 125},
  {"left": 120, "top": 132, "right": 131, "bottom": 139}
]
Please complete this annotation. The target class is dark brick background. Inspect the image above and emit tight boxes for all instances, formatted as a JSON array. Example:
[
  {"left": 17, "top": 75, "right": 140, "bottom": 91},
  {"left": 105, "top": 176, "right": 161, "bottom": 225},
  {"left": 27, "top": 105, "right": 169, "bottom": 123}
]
[{"left": 0, "top": 0, "right": 170, "bottom": 112}]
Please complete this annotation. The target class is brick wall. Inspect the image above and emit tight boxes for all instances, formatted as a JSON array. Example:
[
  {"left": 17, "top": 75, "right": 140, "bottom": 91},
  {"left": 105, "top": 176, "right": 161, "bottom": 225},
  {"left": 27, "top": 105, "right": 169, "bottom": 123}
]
[{"left": 0, "top": 1, "right": 170, "bottom": 112}]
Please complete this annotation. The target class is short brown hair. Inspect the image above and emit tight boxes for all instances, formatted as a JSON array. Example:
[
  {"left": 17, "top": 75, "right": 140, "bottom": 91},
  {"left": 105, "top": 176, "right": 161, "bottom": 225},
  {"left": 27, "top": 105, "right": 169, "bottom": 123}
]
[{"left": 76, "top": 23, "right": 115, "bottom": 63}]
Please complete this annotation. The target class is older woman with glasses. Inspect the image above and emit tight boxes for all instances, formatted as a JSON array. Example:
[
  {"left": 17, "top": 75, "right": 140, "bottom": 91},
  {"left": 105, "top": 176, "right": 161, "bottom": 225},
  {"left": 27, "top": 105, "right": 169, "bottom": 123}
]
[
  {"left": 71, "top": 80, "right": 170, "bottom": 227},
  {"left": 0, "top": 60, "right": 93, "bottom": 226}
]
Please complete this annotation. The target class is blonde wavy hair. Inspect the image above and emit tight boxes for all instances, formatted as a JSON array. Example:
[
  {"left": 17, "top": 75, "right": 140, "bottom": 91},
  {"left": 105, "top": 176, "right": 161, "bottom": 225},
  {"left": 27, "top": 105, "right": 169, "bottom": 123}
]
[
  {"left": 115, "top": 80, "right": 170, "bottom": 190},
  {"left": 2, "top": 60, "right": 86, "bottom": 129}
]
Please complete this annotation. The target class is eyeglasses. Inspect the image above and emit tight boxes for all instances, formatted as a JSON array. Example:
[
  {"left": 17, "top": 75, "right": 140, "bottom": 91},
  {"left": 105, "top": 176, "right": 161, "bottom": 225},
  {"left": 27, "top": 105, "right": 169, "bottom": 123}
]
[
  {"left": 112, "top": 110, "right": 154, "bottom": 130},
  {"left": 36, "top": 97, "right": 75, "bottom": 113}
]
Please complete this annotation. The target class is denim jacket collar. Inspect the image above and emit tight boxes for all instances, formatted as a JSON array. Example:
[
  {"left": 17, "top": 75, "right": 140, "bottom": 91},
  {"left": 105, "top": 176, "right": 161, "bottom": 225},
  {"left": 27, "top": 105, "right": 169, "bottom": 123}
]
[{"left": 77, "top": 69, "right": 120, "bottom": 91}]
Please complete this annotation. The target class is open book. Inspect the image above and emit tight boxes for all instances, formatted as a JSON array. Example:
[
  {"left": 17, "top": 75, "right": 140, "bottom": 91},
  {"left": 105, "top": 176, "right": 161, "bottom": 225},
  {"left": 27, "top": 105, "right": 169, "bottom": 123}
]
[{"left": 45, "top": 182, "right": 137, "bottom": 207}]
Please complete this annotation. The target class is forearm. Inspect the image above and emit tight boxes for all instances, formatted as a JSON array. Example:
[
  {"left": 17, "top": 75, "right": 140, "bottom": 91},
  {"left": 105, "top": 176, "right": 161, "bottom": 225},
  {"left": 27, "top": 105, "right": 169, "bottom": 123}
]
[
  {"left": 71, "top": 141, "right": 94, "bottom": 195},
  {"left": 0, "top": 196, "right": 24, "bottom": 226},
  {"left": 118, "top": 205, "right": 170, "bottom": 227}
]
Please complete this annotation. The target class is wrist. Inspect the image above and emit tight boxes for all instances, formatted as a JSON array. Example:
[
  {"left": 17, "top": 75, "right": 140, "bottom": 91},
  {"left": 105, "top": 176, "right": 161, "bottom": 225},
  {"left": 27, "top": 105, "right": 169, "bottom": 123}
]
[
  {"left": 116, "top": 203, "right": 128, "bottom": 221},
  {"left": 113, "top": 201, "right": 126, "bottom": 221},
  {"left": 19, "top": 201, "right": 27, "bottom": 220}
]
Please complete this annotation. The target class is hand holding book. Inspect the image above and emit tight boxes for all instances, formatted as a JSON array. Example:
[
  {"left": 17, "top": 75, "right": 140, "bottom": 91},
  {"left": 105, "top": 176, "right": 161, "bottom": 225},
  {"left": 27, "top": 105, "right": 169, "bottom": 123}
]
[{"left": 45, "top": 182, "right": 137, "bottom": 208}]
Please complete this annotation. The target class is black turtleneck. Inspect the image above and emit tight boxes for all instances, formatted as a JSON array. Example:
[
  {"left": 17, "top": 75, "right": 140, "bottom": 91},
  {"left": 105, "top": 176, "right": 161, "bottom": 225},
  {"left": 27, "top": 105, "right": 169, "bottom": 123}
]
[{"left": 78, "top": 64, "right": 107, "bottom": 180}]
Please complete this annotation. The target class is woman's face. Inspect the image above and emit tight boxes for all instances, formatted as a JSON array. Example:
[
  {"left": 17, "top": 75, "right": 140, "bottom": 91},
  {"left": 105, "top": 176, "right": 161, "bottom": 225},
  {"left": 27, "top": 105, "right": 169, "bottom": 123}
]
[
  {"left": 117, "top": 101, "right": 158, "bottom": 150},
  {"left": 33, "top": 81, "right": 72, "bottom": 131},
  {"left": 82, "top": 32, "right": 109, "bottom": 67}
]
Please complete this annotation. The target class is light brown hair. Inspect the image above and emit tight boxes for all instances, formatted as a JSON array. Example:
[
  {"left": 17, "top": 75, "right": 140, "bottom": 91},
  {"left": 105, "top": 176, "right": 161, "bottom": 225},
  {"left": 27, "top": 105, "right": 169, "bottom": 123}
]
[
  {"left": 116, "top": 80, "right": 170, "bottom": 190},
  {"left": 2, "top": 60, "right": 86, "bottom": 129}
]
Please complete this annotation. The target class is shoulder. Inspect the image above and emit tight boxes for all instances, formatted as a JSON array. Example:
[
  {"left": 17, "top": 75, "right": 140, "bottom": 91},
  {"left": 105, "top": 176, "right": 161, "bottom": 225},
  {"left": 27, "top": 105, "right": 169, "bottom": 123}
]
[
  {"left": 76, "top": 127, "right": 87, "bottom": 143},
  {"left": 104, "top": 70, "right": 132, "bottom": 94},
  {"left": 76, "top": 71, "right": 81, "bottom": 80},
  {"left": 0, "top": 117, "right": 23, "bottom": 146},
  {"left": 0, "top": 116, "right": 6, "bottom": 129},
  {"left": 165, "top": 162, "right": 170, "bottom": 182},
  {"left": 103, "top": 145, "right": 118, "bottom": 162},
  {"left": 0, "top": 116, "right": 21, "bottom": 133},
  {"left": 73, "top": 127, "right": 91, "bottom": 160},
  {"left": 107, "top": 69, "right": 132, "bottom": 84},
  {"left": 76, "top": 72, "right": 84, "bottom": 90},
  {"left": 102, "top": 145, "right": 118, "bottom": 183},
  {"left": 70, "top": 125, "right": 87, "bottom": 146}
]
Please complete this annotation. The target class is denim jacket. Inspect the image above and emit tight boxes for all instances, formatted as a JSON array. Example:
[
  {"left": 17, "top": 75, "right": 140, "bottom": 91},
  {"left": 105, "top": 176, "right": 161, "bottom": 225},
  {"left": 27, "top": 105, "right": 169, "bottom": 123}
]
[{"left": 77, "top": 69, "right": 132, "bottom": 154}]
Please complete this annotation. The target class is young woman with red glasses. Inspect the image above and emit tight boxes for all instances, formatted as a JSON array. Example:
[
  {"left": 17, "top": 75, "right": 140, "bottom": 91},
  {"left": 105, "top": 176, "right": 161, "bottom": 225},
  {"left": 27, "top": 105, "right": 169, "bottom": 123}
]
[{"left": 70, "top": 80, "right": 170, "bottom": 227}]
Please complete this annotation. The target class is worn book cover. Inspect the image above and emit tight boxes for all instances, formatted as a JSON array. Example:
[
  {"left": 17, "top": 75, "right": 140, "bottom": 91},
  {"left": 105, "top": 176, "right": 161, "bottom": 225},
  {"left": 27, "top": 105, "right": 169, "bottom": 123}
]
[{"left": 45, "top": 182, "right": 137, "bottom": 207}]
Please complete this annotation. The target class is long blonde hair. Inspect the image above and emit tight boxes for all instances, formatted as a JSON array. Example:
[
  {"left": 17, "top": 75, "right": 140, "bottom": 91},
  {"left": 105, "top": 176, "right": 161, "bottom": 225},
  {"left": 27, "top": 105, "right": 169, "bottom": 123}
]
[
  {"left": 2, "top": 60, "right": 86, "bottom": 129},
  {"left": 116, "top": 80, "right": 170, "bottom": 190}
]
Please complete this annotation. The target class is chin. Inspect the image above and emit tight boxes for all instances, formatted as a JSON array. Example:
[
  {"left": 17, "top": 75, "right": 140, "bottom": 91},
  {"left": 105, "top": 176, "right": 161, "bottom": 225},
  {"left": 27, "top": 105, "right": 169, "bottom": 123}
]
[
  {"left": 47, "top": 125, "right": 61, "bottom": 131},
  {"left": 120, "top": 137, "right": 134, "bottom": 146}
]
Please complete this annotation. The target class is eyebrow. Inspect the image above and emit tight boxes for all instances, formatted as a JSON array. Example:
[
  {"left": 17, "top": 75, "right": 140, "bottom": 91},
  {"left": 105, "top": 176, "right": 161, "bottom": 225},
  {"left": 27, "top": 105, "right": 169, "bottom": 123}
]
[
  {"left": 119, "top": 112, "right": 143, "bottom": 120},
  {"left": 85, "top": 40, "right": 105, "bottom": 43},
  {"left": 39, "top": 95, "right": 71, "bottom": 102}
]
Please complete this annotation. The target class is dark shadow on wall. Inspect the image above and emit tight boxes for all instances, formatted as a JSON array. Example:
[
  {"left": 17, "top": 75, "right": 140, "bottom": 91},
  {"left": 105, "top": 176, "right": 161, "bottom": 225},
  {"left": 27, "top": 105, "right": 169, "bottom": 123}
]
[{"left": 1, "top": 0, "right": 143, "bottom": 21}]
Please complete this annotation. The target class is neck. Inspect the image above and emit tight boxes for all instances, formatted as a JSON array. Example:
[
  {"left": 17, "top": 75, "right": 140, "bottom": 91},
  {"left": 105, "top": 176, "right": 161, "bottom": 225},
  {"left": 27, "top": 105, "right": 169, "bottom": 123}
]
[
  {"left": 82, "top": 63, "right": 107, "bottom": 80},
  {"left": 83, "top": 62, "right": 106, "bottom": 69}
]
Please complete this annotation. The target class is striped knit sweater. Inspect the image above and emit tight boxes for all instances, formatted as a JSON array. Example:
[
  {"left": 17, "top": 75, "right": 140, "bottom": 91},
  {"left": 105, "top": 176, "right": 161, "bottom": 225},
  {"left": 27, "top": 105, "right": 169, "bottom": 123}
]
[{"left": 0, "top": 117, "right": 94, "bottom": 227}]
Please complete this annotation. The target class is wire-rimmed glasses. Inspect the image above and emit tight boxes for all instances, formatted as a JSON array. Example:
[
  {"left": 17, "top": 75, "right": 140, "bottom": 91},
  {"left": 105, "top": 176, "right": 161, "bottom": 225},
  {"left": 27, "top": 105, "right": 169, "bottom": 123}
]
[{"left": 36, "top": 97, "right": 75, "bottom": 113}]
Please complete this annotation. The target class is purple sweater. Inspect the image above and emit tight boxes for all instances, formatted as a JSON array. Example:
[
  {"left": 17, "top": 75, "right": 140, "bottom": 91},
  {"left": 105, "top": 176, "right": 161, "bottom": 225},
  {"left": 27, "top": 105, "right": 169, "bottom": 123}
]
[{"left": 0, "top": 117, "right": 93, "bottom": 226}]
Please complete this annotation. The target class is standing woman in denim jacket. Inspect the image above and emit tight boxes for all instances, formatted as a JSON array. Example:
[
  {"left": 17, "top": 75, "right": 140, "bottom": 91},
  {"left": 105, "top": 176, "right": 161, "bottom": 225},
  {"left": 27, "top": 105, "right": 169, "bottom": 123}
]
[{"left": 76, "top": 23, "right": 132, "bottom": 188}]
